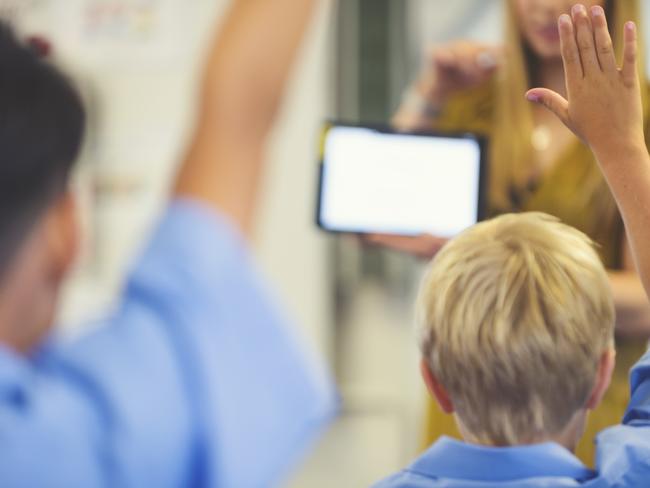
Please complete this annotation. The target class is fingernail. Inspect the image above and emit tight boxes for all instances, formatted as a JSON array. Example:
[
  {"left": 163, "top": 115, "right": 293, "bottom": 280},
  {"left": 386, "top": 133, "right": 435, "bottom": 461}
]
[
  {"left": 559, "top": 14, "right": 571, "bottom": 26},
  {"left": 626, "top": 21, "right": 636, "bottom": 32},
  {"left": 572, "top": 4, "right": 586, "bottom": 16},
  {"left": 526, "top": 92, "right": 539, "bottom": 102},
  {"left": 476, "top": 52, "right": 496, "bottom": 69},
  {"left": 591, "top": 5, "right": 604, "bottom": 17}
]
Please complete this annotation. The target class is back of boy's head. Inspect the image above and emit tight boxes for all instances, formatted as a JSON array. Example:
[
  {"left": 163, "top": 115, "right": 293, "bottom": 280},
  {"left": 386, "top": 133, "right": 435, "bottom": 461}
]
[
  {"left": 418, "top": 212, "right": 614, "bottom": 445},
  {"left": 0, "top": 23, "right": 84, "bottom": 278}
]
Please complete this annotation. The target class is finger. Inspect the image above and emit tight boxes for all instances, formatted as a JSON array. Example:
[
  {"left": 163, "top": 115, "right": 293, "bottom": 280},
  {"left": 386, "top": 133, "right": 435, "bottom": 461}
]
[
  {"left": 591, "top": 5, "right": 616, "bottom": 72},
  {"left": 458, "top": 49, "right": 498, "bottom": 82},
  {"left": 559, "top": 13, "right": 583, "bottom": 84},
  {"left": 363, "top": 234, "right": 444, "bottom": 259},
  {"left": 434, "top": 49, "right": 456, "bottom": 69},
  {"left": 572, "top": 4, "right": 600, "bottom": 74},
  {"left": 526, "top": 88, "right": 570, "bottom": 126},
  {"left": 622, "top": 21, "right": 639, "bottom": 85},
  {"left": 362, "top": 233, "right": 406, "bottom": 247},
  {"left": 408, "top": 235, "right": 447, "bottom": 259},
  {"left": 476, "top": 51, "right": 498, "bottom": 70},
  {"left": 475, "top": 45, "right": 504, "bottom": 70}
]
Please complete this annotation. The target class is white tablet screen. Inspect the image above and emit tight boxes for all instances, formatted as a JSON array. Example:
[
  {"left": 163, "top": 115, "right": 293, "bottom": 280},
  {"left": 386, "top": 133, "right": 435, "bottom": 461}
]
[{"left": 319, "top": 126, "right": 483, "bottom": 237}]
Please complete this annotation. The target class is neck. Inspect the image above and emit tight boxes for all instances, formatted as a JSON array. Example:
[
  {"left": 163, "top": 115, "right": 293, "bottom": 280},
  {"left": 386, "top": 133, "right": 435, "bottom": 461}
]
[
  {"left": 457, "top": 410, "right": 586, "bottom": 453},
  {"left": 0, "top": 229, "right": 58, "bottom": 354}
]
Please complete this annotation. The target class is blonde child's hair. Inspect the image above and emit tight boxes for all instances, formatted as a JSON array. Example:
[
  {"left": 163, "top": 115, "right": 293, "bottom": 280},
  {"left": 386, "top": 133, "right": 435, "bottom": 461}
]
[{"left": 418, "top": 213, "right": 615, "bottom": 445}]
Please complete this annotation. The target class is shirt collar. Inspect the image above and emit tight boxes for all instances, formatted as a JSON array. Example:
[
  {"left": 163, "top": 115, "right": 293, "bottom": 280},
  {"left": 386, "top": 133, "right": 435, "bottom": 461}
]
[{"left": 409, "top": 436, "right": 596, "bottom": 483}]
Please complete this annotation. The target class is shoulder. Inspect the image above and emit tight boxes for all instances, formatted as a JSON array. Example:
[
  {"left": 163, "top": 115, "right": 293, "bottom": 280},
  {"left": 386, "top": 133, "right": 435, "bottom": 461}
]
[
  {"left": 125, "top": 198, "right": 249, "bottom": 309},
  {"left": 595, "top": 424, "right": 650, "bottom": 487},
  {"left": 0, "top": 355, "right": 107, "bottom": 487},
  {"left": 371, "top": 469, "right": 441, "bottom": 488}
]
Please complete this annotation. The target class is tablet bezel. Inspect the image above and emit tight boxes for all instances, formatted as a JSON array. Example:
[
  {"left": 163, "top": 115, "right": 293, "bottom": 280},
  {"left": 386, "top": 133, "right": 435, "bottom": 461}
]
[{"left": 315, "top": 121, "right": 489, "bottom": 236}]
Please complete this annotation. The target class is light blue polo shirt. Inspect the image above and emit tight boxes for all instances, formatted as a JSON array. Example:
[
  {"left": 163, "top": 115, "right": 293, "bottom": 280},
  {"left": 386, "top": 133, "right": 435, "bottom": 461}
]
[
  {"left": 0, "top": 200, "right": 337, "bottom": 487},
  {"left": 375, "top": 351, "right": 650, "bottom": 487}
]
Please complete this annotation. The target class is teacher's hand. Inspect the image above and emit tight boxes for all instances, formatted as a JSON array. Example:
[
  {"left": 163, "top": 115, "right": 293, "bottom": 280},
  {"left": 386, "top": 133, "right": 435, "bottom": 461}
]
[
  {"left": 394, "top": 41, "right": 502, "bottom": 131},
  {"left": 362, "top": 234, "right": 448, "bottom": 260},
  {"left": 416, "top": 41, "right": 503, "bottom": 108}
]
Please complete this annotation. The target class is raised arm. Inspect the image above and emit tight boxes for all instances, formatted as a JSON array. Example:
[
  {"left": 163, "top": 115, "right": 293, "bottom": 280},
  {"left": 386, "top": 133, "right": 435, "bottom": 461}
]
[
  {"left": 527, "top": 4, "right": 650, "bottom": 297},
  {"left": 174, "top": 0, "right": 318, "bottom": 236}
]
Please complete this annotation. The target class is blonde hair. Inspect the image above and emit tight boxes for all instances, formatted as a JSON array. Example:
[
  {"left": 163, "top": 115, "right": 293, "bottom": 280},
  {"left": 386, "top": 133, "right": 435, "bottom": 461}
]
[
  {"left": 490, "top": 0, "right": 647, "bottom": 218},
  {"left": 418, "top": 212, "right": 615, "bottom": 445}
]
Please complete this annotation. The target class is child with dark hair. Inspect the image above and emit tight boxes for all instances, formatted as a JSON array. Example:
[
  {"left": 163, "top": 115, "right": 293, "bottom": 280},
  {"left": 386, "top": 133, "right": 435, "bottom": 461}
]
[{"left": 0, "top": 1, "right": 335, "bottom": 486}]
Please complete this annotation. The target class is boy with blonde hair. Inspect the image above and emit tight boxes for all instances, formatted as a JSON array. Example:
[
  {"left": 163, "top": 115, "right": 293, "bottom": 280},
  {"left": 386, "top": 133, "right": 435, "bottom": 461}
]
[{"left": 377, "top": 4, "right": 650, "bottom": 486}]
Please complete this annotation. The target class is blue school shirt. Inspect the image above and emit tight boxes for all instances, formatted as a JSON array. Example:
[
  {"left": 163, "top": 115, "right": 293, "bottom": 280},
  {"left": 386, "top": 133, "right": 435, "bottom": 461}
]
[
  {"left": 0, "top": 199, "right": 337, "bottom": 487},
  {"left": 374, "top": 351, "right": 650, "bottom": 488}
]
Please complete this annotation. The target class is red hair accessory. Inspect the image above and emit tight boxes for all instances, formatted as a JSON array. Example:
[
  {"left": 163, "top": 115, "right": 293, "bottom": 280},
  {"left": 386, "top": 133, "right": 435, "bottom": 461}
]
[{"left": 26, "top": 36, "right": 51, "bottom": 58}]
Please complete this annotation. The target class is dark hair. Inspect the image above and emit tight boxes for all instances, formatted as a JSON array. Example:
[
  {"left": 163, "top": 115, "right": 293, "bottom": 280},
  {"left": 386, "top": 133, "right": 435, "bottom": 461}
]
[{"left": 0, "top": 23, "right": 84, "bottom": 273}]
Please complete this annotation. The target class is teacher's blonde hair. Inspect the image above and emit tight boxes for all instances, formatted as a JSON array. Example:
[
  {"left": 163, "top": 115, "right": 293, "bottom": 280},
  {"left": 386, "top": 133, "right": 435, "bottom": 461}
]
[
  {"left": 417, "top": 212, "right": 615, "bottom": 445},
  {"left": 490, "top": 0, "right": 647, "bottom": 221}
]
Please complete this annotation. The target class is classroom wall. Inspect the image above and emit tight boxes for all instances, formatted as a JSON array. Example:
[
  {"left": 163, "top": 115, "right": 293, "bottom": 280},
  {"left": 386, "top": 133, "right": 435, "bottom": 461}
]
[{"left": 11, "top": 0, "right": 335, "bottom": 357}]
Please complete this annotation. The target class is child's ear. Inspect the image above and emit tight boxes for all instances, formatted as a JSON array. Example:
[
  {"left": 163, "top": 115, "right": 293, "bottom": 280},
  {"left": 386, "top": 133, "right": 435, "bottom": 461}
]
[
  {"left": 420, "top": 359, "right": 454, "bottom": 414},
  {"left": 43, "top": 190, "right": 79, "bottom": 281},
  {"left": 585, "top": 348, "right": 616, "bottom": 411}
]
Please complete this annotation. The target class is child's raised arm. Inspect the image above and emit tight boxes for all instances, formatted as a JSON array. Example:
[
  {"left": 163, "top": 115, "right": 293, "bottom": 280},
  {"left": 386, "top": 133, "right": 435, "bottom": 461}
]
[
  {"left": 174, "top": 0, "right": 318, "bottom": 236},
  {"left": 527, "top": 3, "right": 650, "bottom": 298}
]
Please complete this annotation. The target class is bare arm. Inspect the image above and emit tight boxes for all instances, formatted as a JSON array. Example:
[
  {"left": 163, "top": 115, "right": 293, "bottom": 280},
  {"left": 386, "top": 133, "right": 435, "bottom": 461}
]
[
  {"left": 527, "top": 5, "right": 650, "bottom": 298},
  {"left": 610, "top": 236, "right": 650, "bottom": 338},
  {"left": 601, "top": 144, "right": 650, "bottom": 298},
  {"left": 174, "top": 0, "right": 318, "bottom": 237}
]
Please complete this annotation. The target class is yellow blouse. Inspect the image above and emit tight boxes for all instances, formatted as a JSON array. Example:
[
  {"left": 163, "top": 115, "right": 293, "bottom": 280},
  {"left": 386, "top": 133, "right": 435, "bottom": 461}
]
[{"left": 423, "top": 81, "right": 648, "bottom": 466}]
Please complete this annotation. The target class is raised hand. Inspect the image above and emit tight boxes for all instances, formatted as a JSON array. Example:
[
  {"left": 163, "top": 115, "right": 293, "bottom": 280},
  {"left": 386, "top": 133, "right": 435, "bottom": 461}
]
[
  {"left": 526, "top": 4, "right": 645, "bottom": 162},
  {"left": 394, "top": 41, "right": 501, "bottom": 131},
  {"left": 419, "top": 41, "right": 502, "bottom": 105},
  {"left": 528, "top": 3, "right": 650, "bottom": 300}
]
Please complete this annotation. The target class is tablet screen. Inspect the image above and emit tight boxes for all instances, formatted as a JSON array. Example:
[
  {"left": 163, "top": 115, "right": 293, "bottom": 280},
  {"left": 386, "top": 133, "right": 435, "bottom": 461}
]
[{"left": 318, "top": 125, "right": 484, "bottom": 237}]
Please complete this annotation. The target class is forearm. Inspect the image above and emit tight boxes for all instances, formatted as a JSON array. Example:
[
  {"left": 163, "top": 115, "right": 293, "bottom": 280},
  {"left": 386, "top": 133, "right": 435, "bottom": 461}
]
[
  {"left": 597, "top": 145, "right": 650, "bottom": 296},
  {"left": 609, "top": 270, "right": 650, "bottom": 338},
  {"left": 174, "top": 0, "right": 318, "bottom": 235},
  {"left": 199, "top": 0, "right": 318, "bottom": 136}
]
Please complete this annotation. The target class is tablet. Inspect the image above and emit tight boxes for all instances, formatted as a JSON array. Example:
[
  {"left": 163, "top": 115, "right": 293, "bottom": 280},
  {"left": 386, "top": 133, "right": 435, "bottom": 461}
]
[{"left": 316, "top": 123, "right": 486, "bottom": 237}]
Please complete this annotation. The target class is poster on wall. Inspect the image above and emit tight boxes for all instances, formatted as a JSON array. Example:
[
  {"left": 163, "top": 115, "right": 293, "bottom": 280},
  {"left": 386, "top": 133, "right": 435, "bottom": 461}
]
[
  {"left": 3, "top": 0, "right": 199, "bottom": 69},
  {"left": 52, "top": 0, "right": 196, "bottom": 68}
]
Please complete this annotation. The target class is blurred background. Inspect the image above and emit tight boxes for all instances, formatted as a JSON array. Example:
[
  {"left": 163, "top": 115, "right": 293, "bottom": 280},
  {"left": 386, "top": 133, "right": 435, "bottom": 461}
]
[{"left": 3, "top": 1, "right": 650, "bottom": 486}]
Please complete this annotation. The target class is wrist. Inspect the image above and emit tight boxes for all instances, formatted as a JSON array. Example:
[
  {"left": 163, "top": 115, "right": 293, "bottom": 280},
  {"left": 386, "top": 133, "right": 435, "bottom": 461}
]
[
  {"left": 415, "top": 76, "right": 448, "bottom": 108},
  {"left": 593, "top": 137, "right": 648, "bottom": 170},
  {"left": 401, "top": 81, "right": 445, "bottom": 119}
]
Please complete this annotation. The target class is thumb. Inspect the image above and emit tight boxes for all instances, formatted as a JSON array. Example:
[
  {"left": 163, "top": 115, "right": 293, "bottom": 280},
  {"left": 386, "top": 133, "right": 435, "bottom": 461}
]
[{"left": 526, "top": 88, "right": 569, "bottom": 125}]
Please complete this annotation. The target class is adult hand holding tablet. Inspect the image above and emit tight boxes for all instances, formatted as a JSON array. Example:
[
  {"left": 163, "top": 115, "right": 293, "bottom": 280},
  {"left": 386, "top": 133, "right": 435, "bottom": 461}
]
[{"left": 317, "top": 123, "right": 486, "bottom": 257}]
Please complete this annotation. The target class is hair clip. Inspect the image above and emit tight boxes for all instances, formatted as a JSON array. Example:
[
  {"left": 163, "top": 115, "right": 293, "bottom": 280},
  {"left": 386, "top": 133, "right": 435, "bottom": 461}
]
[{"left": 26, "top": 35, "right": 51, "bottom": 58}]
